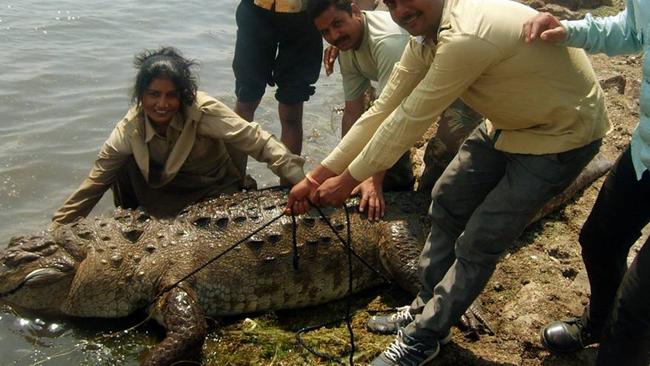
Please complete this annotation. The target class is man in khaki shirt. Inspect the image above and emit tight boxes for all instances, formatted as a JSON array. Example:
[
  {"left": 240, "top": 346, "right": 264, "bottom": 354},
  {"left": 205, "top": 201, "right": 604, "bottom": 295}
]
[
  {"left": 287, "top": 0, "right": 609, "bottom": 364},
  {"left": 310, "top": 0, "right": 482, "bottom": 219}
]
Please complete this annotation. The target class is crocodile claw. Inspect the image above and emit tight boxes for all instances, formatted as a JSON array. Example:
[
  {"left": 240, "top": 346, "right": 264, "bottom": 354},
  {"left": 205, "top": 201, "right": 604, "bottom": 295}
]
[{"left": 458, "top": 300, "right": 495, "bottom": 340}]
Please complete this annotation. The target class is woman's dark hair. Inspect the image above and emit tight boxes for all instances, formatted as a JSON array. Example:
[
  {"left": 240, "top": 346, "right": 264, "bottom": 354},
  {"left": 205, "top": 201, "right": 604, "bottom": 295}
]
[{"left": 132, "top": 46, "right": 198, "bottom": 109}]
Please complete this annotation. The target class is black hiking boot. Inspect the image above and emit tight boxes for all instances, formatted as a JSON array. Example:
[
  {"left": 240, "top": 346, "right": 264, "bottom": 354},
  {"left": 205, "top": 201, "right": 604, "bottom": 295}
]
[{"left": 541, "top": 317, "right": 599, "bottom": 352}]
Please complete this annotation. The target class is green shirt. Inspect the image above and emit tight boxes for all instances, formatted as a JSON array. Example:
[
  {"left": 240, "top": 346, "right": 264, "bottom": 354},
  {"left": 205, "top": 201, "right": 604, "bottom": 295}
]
[{"left": 339, "top": 11, "right": 409, "bottom": 100}]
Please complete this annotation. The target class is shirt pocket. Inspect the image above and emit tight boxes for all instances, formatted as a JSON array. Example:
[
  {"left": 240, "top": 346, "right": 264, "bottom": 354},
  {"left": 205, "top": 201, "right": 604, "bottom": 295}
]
[{"left": 187, "top": 135, "right": 214, "bottom": 161}]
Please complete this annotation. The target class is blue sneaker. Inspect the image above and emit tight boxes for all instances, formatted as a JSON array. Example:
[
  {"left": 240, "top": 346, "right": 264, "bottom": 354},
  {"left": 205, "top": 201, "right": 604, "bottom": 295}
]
[{"left": 370, "top": 329, "right": 443, "bottom": 366}]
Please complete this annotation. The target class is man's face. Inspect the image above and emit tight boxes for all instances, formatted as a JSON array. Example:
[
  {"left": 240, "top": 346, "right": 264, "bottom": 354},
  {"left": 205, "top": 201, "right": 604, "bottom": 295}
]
[
  {"left": 314, "top": 5, "right": 364, "bottom": 51},
  {"left": 384, "top": 0, "right": 438, "bottom": 37}
]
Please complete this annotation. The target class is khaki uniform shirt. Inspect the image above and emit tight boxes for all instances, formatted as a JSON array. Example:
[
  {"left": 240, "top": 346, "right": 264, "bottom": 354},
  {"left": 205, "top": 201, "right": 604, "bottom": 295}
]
[
  {"left": 53, "top": 92, "right": 304, "bottom": 223},
  {"left": 322, "top": 0, "right": 610, "bottom": 182},
  {"left": 253, "top": 0, "right": 307, "bottom": 12}
]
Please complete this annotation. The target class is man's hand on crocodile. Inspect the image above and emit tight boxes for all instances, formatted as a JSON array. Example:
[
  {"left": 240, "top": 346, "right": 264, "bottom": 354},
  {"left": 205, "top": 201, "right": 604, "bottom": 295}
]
[
  {"left": 313, "top": 170, "right": 360, "bottom": 208},
  {"left": 285, "top": 165, "right": 338, "bottom": 215},
  {"left": 285, "top": 178, "right": 312, "bottom": 215},
  {"left": 352, "top": 175, "right": 385, "bottom": 221}
]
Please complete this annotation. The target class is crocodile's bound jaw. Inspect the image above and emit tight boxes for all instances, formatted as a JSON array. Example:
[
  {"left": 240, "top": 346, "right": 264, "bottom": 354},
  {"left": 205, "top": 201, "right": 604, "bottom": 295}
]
[{"left": 0, "top": 233, "right": 79, "bottom": 312}]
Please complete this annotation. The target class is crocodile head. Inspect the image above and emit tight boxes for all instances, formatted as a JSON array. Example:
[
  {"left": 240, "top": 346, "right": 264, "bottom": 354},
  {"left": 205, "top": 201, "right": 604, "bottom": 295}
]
[{"left": 0, "top": 230, "right": 86, "bottom": 314}]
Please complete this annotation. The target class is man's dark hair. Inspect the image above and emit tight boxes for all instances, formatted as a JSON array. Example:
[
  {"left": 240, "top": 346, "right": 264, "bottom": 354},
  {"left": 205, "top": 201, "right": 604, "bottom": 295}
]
[
  {"left": 132, "top": 46, "right": 198, "bottom": 110},
  {"left": 307, "top": 0, "right": 353, "bottom": 21}
]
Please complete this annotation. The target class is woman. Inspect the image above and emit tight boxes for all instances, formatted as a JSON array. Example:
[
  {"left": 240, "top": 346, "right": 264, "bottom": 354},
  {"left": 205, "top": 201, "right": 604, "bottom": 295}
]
[{"left": 52, "top": 46, "right": 305, "bottom": 224}]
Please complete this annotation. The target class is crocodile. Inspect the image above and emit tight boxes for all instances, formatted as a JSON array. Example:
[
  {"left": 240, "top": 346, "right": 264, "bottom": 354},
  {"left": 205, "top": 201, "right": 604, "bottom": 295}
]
[
  {"left": 0, "top": 153, "right": 612, "bottom": 365},
  {"left": 0, "top": 189, "right": 434, "bottom": 365}
]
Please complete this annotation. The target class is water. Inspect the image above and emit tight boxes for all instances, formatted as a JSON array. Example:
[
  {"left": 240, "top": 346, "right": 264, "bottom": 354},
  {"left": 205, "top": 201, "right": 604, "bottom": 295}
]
[{"left": 0, "top": 1, "right": 345, "bottom": 364}]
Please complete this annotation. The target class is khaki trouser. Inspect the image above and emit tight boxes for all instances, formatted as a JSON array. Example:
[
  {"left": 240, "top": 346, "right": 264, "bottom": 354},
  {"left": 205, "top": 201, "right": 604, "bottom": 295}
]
[{"left": 111, "top": 158, "right": 242, "bottom": 218}]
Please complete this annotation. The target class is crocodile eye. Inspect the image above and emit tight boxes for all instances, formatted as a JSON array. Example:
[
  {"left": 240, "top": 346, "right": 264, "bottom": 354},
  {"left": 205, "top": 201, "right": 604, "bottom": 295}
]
[
  {"left": 23, "top": 239, "right": 55, "bottom": 253},
  {"left": 8, "top": 236, "right": 25, "bottom": 248},
  {"left": 4, "top": 251, "right": 40, "bottom": 267}
]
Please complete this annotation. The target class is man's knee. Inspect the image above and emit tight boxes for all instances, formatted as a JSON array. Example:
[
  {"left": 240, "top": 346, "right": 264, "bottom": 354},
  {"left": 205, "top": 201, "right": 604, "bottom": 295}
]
[
  {"left": 235, "top": 81, "right": 266, "bottom": 105},
  {"left": 276, "top": 85, "right": 315, "bottom": 105}
]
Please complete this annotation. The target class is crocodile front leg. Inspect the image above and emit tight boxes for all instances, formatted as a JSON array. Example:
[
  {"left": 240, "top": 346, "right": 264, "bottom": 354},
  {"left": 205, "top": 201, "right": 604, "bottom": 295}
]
[{"left": 144, "top": 285, "right": 207, "bottom": 366}]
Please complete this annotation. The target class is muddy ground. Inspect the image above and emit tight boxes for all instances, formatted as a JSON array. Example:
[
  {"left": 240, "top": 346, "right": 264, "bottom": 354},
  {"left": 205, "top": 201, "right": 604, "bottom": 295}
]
[{"left": 183, "top": 1, "right": 646, "bottom": 365}]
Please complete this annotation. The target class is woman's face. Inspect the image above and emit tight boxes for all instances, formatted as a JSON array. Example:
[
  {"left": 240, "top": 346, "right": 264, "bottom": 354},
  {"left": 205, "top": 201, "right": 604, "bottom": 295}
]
[{"left": 141, "top": 77, "right": 180, "bottom": 126}]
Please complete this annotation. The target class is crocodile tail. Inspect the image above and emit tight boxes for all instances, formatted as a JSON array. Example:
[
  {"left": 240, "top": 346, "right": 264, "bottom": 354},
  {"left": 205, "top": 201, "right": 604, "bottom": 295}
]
[
  {"left": 377, "top": 218, "right": 428, "bottom": 296},
  {"left": 530, "top": 151, "right": 613, "bottom": 224}
]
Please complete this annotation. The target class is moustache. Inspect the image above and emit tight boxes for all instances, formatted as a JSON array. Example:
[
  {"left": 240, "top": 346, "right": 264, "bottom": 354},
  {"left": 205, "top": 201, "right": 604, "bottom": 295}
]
[
  {"left": 333, "top": 36, "right": 350, "bottom": 48},
  {"left": 398, "top": 12, "right": 419, "bottom": 26}
]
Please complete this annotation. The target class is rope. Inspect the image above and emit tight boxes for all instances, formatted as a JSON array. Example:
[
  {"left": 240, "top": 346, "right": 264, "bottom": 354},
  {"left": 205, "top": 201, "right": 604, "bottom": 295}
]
[
  {"left": 295, "top": 203, "right": 358, "bottom": 366},
  {"left": 145, "top": 191, "right": 391, "bottom": 366},
  {"left": 151, "top": 201, "right": 390, "bottom": 308},
  {"left": 147, "top": 211, "right": 286, "bottom": 308},
  {"left": 291, "top": 212, "right": 299, "bottom": 270},
  {"left": 343, "top": 205, "right": 356, "bottom": 366},
  {"left": 310, "top": 205, "right": 392, "bottom": 285}
]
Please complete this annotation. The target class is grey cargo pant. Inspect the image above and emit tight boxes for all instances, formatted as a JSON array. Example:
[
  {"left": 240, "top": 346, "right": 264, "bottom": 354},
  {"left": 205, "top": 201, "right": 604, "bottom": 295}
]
[{"left": 404, "top": 123, "right": 601, "bottom": 340}]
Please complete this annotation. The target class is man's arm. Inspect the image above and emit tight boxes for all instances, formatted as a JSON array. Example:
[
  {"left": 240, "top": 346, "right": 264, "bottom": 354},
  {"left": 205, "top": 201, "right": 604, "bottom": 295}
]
[
  {"left": 523, "top": 9, "right": 641, "bottom": 55},
  {"left": 345, "top": 36, "right": 499, "bottom": 182},
  {"left": 561, "top": 8, "right": 641, "bottom": 55},
  {"left": 321, "top": 38, "right": 431, "bottom": 176},
  {"left": 313, "top": 36, "right": 500, "bottom": 209}
]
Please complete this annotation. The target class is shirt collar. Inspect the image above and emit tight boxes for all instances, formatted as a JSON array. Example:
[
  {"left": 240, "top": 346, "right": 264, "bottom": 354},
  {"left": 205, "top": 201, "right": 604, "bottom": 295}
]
[
  {"left": 143, "top": 112, "right": 183, "bottom": 143},
  {"left": 357, "top": 11, "right": 370, "bottom": 51}
]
